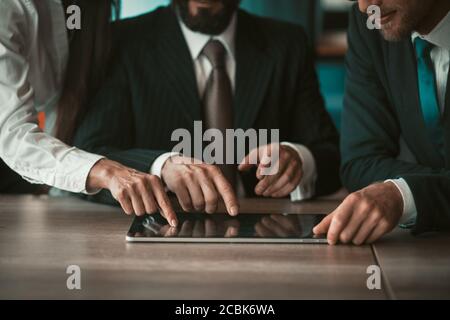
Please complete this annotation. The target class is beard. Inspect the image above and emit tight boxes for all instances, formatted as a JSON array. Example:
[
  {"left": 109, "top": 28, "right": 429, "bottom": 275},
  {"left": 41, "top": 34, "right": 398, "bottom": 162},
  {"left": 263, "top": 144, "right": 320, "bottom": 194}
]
[
  {"left": 173, "top": 0, "right": 240, "bottom": 35},
  {"left": 379, "top": 1, "right": 434, "bottom": 41}
]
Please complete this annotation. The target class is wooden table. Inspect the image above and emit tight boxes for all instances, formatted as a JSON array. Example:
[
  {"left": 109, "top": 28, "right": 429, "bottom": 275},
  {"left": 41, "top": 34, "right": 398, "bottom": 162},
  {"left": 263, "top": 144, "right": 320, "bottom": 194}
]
[
  {"left": 372, "top": 229, "right": 450, "bottom": 300},
  {"left": 0, "top": 195, "right": 448, "bottom": 300}
]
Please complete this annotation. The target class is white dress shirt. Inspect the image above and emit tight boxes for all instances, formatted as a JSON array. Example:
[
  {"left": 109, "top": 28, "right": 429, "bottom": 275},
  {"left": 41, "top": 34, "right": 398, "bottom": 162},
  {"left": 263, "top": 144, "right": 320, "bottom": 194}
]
[
  {"left": 150, "top": 13, "right": 318, "bottom": 201},
  {"left": 388, "top": 11, "right": 450, "bottom": 225},
  {"left": 0, "top": 0, "right": 103, "bottom": 193}
]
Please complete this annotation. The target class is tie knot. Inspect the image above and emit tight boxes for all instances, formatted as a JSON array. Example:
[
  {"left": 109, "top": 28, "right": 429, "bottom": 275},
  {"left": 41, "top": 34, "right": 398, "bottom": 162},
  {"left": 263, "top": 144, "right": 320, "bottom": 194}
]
[
  {"left": 203, "top": 40, "right": 227, "bottom": 69},
  {"left": 414, "top": 37, "right": 434, "bottom": 58}
]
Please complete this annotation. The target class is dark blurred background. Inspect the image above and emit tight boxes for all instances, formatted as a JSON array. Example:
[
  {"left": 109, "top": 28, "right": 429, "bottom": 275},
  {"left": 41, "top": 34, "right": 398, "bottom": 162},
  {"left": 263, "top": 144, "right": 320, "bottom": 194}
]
[{"left": 119, "top": 0, "right": 352, "bottom": 129}]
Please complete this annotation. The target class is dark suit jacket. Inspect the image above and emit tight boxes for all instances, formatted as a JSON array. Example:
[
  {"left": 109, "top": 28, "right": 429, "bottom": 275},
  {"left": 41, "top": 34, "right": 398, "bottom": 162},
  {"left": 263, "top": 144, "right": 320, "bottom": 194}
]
[
  {"left": 74, "top": 6, "right": 340, "bottom": 204},
  {"left": 342, "top": 5, "right": 450, "bottom": 234}
]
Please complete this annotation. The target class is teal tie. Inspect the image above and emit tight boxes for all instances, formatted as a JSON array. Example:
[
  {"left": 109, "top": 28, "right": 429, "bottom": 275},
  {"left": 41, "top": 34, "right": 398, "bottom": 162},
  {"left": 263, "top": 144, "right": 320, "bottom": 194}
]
[{"left": 414, "top": 37, "right": 444, "bottom": 155}]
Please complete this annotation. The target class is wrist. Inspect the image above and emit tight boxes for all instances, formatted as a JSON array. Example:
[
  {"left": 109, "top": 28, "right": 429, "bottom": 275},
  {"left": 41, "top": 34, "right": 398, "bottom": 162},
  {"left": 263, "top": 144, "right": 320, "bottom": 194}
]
[
  {"left": 86, "top": 159, "right": 115, "bottom": 191},
  {"left": 384, "top": 181, "right": 404, "bottom": 214},
  {"left": 161, "top": 156, "right": 177, "bottom": 182}
]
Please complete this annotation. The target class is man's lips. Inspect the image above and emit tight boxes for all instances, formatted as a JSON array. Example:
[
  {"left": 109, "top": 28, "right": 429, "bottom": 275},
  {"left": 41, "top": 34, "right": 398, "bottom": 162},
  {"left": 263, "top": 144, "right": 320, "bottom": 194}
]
[{"left": 380, "top": 10, "right": 396, "bottom": 25}]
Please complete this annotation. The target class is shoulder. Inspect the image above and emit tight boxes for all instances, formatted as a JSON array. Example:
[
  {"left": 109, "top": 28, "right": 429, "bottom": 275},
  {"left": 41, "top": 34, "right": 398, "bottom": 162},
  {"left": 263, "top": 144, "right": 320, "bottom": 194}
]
[
  {"left": 113, "top": 6, "right": 173, "bottom": 42},
  {"left": 237, "top": 9, "right": 313, "bottom": 66},
  {"left": 347, "top": 4, "right": 385, "bottom": 53},
  {"left": 239, "top": 10, "right": 310, "bottom": 47}
]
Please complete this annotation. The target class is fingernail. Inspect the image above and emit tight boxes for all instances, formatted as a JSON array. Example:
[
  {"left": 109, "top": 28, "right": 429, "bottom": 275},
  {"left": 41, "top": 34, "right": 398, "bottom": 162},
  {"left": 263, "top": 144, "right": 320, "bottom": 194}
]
[
  {"left": 230, "top": 206, "right": 239, "bottom": 216},
  {"left": 171, "top": 219, "right": 178, "bottom": 227}
]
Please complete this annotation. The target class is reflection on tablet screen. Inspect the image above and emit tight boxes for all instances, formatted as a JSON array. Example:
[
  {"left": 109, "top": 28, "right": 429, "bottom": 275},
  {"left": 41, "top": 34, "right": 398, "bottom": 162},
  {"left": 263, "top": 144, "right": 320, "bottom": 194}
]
[{"left": 128, "top": 213, "right": 326, "bottom": 240}]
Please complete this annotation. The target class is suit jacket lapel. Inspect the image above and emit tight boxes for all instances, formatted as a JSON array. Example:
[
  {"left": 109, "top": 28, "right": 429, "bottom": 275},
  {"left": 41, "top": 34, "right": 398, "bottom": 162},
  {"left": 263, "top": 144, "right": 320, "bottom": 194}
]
[
  {"left": 234, "top": 11, "right": 274, "bottom": 130},
  {"left": 387, "top": 39, "right": 444, "bottom": 167},
  {"left": 155, "top": 7, "right": 202, "bottom": 123}
]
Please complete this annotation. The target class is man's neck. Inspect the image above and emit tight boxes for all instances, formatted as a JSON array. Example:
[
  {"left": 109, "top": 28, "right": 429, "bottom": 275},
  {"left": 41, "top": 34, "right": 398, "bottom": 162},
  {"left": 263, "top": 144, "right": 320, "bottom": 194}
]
[{"left": 416, "top": 0, "right": 450, "bottom": 35}]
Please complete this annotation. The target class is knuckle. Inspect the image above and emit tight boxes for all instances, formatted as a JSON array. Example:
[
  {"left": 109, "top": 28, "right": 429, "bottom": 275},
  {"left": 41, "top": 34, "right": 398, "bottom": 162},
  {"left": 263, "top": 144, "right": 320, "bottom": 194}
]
[
  {"left": 205, "top": 195, "right": 218, "bottom": 207},
  {"left": 182, "top": 170, "right": 194, "bottom": 180},
  {"left": 208, "top": 165, "right": 221, "bottom": 175},
  {"left": 347, "top": 192, "right": 362, "bottom": 204},
  {"left": 193, "top": 201, "right": 205, "bottom": 210},
  {"left": 117, "top": 188, "right": 127, "bottom": 199},
  {"left": 372, "top": 209, "right": 382, "bottom": 220},
  {"left": 147, "top": 175, "right": 160, "bottom": 184},
  {"left": 147, "top": 205, "right": 158, "bottom": 214},
  {"left": 340, "top": 232, "right": 350, "bottom": 243},
  {"left": 129, "top": 180, "right": 139, "bottom": 191},
  {"left": 333, "top": 216, "right": 344, "bottom": 227},
  {"left": 379, "top": 217, "right": 390, "bottom": 228}
]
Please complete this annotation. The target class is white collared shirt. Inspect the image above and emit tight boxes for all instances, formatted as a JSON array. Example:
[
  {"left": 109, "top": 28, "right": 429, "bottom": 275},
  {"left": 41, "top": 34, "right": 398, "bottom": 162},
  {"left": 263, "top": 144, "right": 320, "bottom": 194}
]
[
  {"left": 388, "top": 11, "right": 450, "bottom": 225},
  {"left": 0, "top": 0, "right": 103, "bottom": 193},
  {"left": 151, "top": 13, "right": 318, "bottom": 201}
]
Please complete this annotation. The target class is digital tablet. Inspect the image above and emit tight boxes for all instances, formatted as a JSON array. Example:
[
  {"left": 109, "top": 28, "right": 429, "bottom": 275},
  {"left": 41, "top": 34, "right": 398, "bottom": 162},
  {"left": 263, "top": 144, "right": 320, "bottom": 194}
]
[{"left": 126, "top": 212, "right": 328, "bottom": 244}]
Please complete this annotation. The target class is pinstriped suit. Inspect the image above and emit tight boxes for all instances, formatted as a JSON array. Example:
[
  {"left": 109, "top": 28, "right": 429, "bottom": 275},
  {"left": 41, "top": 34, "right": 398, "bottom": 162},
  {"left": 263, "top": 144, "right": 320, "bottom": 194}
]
[{"left": 74, "top": 6, "right": 340, "bottom": 205}]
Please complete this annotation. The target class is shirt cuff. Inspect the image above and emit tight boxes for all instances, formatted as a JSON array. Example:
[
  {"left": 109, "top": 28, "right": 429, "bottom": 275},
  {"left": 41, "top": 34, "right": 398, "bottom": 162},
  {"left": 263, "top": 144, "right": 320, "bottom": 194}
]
[
  {"left": 281, "top": 142, "right": 317, "bottom": 202},
  {"left": 385, "top": 178, "right": 418, "bottom": 227},
  {"left": 150, "top": 152, "right": 181, "bottom": 177},
  {"left": 61, "top": 149, "right": 105, "bottom": 195}
]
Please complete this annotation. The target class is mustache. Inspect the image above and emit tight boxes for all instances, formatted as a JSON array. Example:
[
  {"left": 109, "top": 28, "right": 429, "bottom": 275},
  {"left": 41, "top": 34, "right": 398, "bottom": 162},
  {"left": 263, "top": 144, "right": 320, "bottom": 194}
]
[{"left": 366, "top": 4, "right": 402, "bottom": 16}]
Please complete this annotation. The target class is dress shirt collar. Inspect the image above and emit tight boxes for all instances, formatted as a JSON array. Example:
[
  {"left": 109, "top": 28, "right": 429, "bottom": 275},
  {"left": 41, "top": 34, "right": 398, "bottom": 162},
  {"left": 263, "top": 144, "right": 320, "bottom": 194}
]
[
  {"left": 412, "top": 11, "right": 450, "bottom": 50},
  {"left": 178, "top": 11, "right": 237, "bottom": 61}
]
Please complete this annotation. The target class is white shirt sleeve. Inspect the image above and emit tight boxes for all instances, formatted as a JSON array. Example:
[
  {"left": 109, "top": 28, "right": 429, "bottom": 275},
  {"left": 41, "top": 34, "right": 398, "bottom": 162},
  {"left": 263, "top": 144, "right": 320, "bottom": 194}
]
[
  {"left": 281, "top": 142, "right": 317, "bottom": 202},
  {"left": 150, "top": 152, "right": 181, "bottom": 177},
  {"left": 385, "top": 178, "right": 418, "bottom": 226},
  {"left": 0, "top": 1, "right": 104, "bottom": 194}
]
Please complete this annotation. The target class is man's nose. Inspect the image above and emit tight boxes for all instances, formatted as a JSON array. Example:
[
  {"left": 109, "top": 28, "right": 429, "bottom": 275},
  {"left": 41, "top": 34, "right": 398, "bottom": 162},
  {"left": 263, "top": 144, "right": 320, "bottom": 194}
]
[{"left": 358, "top": 0, "right": 382, "bottom": 13}]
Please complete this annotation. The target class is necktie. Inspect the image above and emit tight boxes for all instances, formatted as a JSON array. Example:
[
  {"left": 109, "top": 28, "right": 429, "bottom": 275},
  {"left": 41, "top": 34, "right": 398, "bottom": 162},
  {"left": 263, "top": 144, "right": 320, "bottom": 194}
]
[
  {"left": 414, "top": 37, "right": 444, "bottom": 156},
  {"left": 202, "top": 40, "right": 236, "bottom": 187}
]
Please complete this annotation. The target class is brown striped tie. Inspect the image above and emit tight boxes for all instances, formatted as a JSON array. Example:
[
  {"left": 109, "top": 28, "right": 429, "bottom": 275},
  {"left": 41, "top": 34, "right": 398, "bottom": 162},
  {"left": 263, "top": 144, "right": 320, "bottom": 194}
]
[{"left": 202, "top": 40, "right": 236, "bottom": 188}]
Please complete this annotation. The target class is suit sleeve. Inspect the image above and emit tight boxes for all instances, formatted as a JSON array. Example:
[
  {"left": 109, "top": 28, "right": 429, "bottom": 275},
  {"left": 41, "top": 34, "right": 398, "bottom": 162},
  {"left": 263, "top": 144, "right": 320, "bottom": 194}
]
[
  {"left": 288, "top": 27, "right": 341, "bottom": 196},
  {"left": 342, "top": 6, "right": 450, "bottom": 233},
  {"left": 72, "top": 51, "right": 167, "bottom": 206},
  {"left": 402, "top": 174, "right": 450, "bottom": 234}
]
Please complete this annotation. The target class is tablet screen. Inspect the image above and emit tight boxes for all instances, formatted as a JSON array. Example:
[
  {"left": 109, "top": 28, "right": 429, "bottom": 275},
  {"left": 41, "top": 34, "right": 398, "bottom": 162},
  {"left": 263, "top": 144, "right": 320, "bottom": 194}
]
[{"left": 127, "top": 213, "right": 327, "bottom": 243}]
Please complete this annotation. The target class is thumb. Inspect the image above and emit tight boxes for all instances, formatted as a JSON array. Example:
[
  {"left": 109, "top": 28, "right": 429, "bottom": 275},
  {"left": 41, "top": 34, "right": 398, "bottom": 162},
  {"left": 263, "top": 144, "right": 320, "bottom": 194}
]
[{"left": 238, "top": 148, "right": 259, "bottom": 172}]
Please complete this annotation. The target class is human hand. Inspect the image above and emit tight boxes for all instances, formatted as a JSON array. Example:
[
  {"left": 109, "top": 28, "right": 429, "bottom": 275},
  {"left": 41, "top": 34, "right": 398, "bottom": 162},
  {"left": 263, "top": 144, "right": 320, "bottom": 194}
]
[
  {"left": 87, "top": 159, "right": 178, "bottom": 226},
  {"left": 161, "top": 156, "right": 239, "bottom": 216},
  {"left": 313, "top": 182, "right": 403, "bottom": 245},
  {"left": 238, "top": 144, "right": 303, "bottom": 198}
]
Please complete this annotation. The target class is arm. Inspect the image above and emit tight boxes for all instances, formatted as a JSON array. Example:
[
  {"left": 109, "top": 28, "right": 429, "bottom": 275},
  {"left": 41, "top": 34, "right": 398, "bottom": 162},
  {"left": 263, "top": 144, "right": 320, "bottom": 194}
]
[
  {"left": 288, "top": 27, "right": 341, "bottom": 197},
  {"left": 0, "top": 0, "right": 103, "bottom": 193},
  {"left": 73, "top": 47, "right": 239, "bottom": 217},
  {"left": 72, "top": 52, "right": 166, "bottom": 174},
  {"left": 403, "top": 174, "right": 450, "bottom": 234},
  {"left": 322, "top": 6, "right": 450, "bottom": 241},
  {"left": 238, "top": 27, "right": 341, "bottom": 200},
  {"left": 341, "top": 6, "right": 448, "bottom": 192}
]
